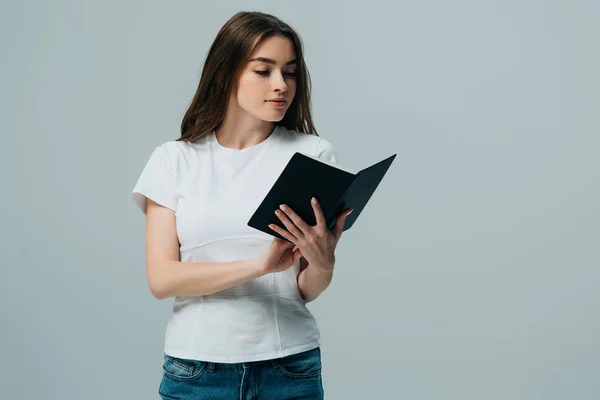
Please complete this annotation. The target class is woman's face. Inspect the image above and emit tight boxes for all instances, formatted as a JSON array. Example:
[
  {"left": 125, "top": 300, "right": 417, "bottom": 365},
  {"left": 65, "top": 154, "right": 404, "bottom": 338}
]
[{"left": 233, "top": 35, "right": 298, "bottom": 122}]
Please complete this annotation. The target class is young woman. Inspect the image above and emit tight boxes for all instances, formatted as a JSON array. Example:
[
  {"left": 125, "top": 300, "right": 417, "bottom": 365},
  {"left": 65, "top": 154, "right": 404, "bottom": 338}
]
[{"left": 132, "top": 11, "right": 352, "bottom": 400}]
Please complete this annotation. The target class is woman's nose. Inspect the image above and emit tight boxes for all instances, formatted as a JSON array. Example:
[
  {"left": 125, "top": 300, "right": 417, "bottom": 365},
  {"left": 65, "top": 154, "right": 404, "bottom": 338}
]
[{"left": 272, "top": 72, "right": 288, "bottom": 91}]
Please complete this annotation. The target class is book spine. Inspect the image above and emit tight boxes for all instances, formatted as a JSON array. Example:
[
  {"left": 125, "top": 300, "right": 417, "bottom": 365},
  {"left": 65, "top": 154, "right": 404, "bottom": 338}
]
[{"left": 326, "top": 174, "right": 358, "bottom": 230}]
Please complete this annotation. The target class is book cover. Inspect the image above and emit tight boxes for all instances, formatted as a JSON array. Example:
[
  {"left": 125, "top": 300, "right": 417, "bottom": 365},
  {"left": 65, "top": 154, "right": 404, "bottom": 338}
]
[{"left": 247, "top": 152, "right": 396, "bottom": 240}]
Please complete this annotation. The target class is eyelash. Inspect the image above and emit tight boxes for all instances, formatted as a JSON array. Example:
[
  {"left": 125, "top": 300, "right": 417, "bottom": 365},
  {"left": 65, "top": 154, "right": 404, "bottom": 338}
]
[{"left": 255, "top": 70, "right": 297, "bottom": 78}]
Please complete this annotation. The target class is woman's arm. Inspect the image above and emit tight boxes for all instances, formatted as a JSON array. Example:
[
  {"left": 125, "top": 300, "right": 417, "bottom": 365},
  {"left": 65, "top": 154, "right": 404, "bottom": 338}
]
[
  {"left": 297, "top": 257, "right": 334, "bottom": 303},
  {"left": 268, "top": 199, "right": 352, "bottom": 303},
  {"left": 144, "top": 199, "right": 264, "bottom": 299}
]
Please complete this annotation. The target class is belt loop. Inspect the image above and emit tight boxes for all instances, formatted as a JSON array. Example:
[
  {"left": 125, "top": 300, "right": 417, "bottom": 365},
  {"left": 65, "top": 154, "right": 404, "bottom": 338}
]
[
  {"left": 270, "top": 358, "right": 279, "bottom": 368},
  {"left": 205, "top": 362, "right": 215, "bottom": 373}
]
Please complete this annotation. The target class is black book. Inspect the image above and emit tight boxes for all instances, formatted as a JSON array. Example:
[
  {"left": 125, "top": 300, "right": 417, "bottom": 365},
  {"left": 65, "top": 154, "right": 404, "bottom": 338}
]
[{"left": 248, "top": 152, "right": 397, "bottom": 240}]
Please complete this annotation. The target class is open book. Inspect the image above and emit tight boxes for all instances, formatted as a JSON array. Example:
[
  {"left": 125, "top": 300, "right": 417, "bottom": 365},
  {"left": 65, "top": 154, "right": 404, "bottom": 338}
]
[{"left": 247, "top": 152, "right": 397, "bottom": 240}]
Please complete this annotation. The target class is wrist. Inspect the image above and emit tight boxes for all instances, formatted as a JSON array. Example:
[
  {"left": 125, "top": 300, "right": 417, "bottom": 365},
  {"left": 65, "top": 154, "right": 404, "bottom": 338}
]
[
  {"left": 250, "top": 256, "right": 267, "bottom": 277},
  {"left": 311, "top": 258, "right": 335, "bottom": 271},
  {"left": 307, "top": 262, "right": 335, "bottom": 274}
]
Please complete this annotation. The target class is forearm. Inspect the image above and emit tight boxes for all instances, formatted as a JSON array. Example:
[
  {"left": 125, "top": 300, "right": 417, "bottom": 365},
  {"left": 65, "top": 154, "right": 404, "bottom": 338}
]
[
  {"left": 150, "top": 258, "right": 264, "bottom": 299},
  {"left": 297, "top": 263, "right": 334, "bottom": 303}
]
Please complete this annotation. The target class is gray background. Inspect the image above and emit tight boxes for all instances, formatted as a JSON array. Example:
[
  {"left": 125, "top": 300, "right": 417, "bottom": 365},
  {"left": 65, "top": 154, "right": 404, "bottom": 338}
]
[{"left": 2, "top": 0, "right": 598, "bottom": 399}]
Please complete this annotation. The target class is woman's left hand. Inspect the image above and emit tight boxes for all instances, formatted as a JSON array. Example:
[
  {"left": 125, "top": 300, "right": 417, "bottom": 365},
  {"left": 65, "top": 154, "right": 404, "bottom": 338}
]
[{"left": 269, "top": 197, "right": 353, "bottom": 270}]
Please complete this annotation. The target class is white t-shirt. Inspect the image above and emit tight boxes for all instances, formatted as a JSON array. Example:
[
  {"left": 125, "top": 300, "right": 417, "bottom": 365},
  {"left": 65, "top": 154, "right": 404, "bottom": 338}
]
[{"left": 132, "top": 125, "right": 338, "bottom": 363}]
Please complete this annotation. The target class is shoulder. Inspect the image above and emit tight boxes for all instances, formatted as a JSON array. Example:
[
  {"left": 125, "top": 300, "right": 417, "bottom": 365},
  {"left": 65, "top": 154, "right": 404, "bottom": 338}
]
[
  {"left": 156, "top": 139, "right": 197, "bottom": 158},
  {"left": 151, "top": 137, "right": 210, "bottom": 172}
]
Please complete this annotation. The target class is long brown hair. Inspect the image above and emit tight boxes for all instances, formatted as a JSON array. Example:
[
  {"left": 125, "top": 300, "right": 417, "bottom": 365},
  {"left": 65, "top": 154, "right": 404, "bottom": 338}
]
[{"left": 177, "top": 11, "right": 318, "bottom": 143}]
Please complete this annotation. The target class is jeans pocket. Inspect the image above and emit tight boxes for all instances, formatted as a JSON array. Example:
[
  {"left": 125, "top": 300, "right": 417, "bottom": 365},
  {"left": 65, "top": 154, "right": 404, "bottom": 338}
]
[
  {"left": 277, "top": 347, "right": 322, "bottom": 379},
  {"left": 162, "top": 353, "right": 207, "bottom": 382}
]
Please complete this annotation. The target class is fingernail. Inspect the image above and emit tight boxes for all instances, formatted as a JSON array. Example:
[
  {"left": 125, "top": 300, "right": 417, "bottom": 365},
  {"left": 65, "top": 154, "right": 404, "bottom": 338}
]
[
  {"left": 311, "top": 197, "right": 317, "bottom": 204},
  {"left": 348, "top": 209, "right": 353, "bottom": 215},
  {"left": 279, "top": 204, "right": 287, "bottom": 211}
]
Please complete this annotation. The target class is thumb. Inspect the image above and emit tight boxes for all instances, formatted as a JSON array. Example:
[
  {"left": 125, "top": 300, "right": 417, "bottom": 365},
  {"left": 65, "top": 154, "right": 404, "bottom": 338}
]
[
  {"left": 292, "top": 247, "right": 303, "bottom": 265},
  {"left": 334, "top": 208, "right": 353, "bottom": 237}
]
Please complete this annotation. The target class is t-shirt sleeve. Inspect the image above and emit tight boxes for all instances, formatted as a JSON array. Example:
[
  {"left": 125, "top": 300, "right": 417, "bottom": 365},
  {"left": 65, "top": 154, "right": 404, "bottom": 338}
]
[
  {"left": 132, "top": 144, "right": 177, "bottom": 214},
  {"left": 315, "top": 137, "right": 338, "bottom": 165}
]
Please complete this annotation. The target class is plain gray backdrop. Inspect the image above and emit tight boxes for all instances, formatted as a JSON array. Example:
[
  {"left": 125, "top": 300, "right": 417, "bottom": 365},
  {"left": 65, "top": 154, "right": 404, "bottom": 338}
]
[{"left": 2, "top": 0, "right": 599, "bottom": 399}]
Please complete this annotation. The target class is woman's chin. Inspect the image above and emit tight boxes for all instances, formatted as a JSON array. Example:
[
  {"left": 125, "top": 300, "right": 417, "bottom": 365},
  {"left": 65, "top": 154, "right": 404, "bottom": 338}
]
[{"left": 259, "top": 112, "right": 286, "bottom": 122}]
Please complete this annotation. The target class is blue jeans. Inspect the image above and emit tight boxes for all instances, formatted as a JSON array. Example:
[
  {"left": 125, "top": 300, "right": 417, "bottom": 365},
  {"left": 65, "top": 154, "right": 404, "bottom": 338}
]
[{"left": 158, "top": 347, "right": 324, "bottom": 399}]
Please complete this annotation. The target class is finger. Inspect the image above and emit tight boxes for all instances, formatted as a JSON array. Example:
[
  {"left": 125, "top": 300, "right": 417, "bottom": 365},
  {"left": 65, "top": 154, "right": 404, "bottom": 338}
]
[
  {"left": 333, "top": 208, "right": 353, "bottom": 238},
  {"left": 292, "top": 248, "right": 303, "bottom": 265},
  {"left": 269, "top": 222, "right": 298, "bottom": 245},
  {"left": 273, "top": 237, "right": 289, "bottom": 246},
  {"left": 310, "top": 197, "right": 327, "bottom": 227},
  {"left": 276, "top": 206, "right": 307, "bottom": 237}
]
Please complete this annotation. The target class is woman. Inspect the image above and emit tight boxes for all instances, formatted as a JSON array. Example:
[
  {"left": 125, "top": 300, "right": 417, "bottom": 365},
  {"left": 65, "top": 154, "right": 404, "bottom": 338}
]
[{"left": 132, "top": 10, "right": 352, "bottom": 400}]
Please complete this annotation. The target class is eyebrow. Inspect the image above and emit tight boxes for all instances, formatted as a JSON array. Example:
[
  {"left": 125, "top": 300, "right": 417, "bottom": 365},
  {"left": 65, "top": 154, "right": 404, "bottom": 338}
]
[{"left": 249, "top": 57, "right": 297, "bottom": 66}]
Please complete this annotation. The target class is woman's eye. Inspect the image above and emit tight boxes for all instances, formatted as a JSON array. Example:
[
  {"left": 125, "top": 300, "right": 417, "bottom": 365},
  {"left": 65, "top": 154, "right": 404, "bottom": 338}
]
[{"left": 255, "top": 70, "right": 297, "bottom": 78}]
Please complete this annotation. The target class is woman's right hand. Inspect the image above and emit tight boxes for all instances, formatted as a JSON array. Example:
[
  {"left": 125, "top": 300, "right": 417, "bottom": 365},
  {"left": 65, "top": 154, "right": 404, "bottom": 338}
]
[{"left": 255, "top": 237, "right": 303, "bottom": 275}]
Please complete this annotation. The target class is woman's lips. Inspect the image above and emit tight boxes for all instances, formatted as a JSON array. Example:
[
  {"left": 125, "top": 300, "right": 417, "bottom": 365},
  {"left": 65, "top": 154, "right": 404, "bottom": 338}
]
[{"left": 267, "top": 100, "right": 287, "bottom": 108}]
